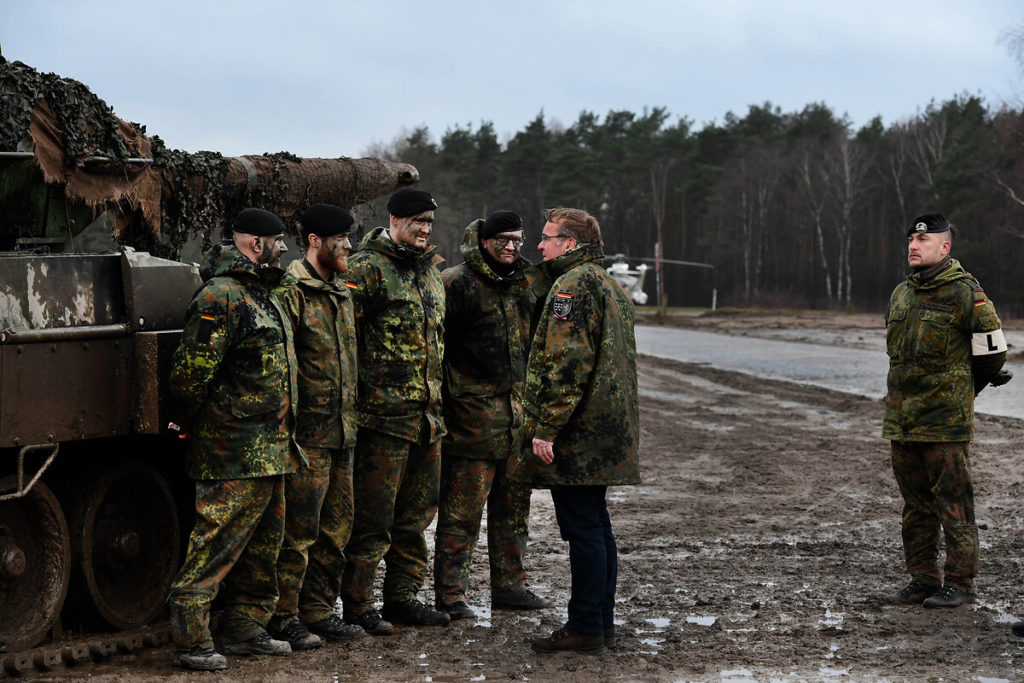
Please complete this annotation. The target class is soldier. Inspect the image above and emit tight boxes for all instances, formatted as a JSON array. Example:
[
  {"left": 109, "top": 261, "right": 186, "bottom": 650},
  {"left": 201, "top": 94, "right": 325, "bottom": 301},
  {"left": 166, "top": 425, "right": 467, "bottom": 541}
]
[
  {"left": 339, "top": 187, "right": 451, "bottom": 632},
  {"left": 883, "top": 213, "right": 1007, "bottom": 609},
  {"left": 269, "top": 204, "right": 365, "bottom": 648},
  {"left": 167, "top": 208, "right": 301, "bottom": 671},
  {"left": 433, "top": 210, "right": 553, "bottom": 621},
  {"left": 516, "top": 208, "right": 640, "bottom": 655}
]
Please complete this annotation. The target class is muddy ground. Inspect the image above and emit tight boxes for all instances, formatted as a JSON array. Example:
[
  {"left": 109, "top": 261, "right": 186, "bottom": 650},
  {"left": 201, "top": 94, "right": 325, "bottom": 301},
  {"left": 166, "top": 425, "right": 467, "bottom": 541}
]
[{"left": 60, "top": 312, "right": 1024, "bottom": 681}]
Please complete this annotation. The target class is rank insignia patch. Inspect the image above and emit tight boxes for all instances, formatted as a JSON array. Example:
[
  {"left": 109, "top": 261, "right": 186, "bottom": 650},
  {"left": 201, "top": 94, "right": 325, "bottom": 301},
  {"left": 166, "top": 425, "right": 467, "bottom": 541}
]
[{"left": 552, "top": 291, "right": 573, "bottom": 319}]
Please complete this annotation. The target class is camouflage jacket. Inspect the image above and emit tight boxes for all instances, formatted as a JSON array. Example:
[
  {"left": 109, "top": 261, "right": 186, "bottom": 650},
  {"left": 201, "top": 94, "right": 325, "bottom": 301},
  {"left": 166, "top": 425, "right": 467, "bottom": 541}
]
[
  {"left": 347, "top": 227, "right": 446, "bottom": 444},
  {"left": 169, "top": 243, "right": 303, "bottom": 480},
  {"left": 516, "top": 242, "right": 641, "bottom": 487},
  {"left": 441, "top": 219, "right": 535, "bottom": 459},
  {"left": 275, "top": 258, "right": 358, "bottom": 450},
  {"left": 883, "top": 257, "right": 1006, "bottom": 442}
]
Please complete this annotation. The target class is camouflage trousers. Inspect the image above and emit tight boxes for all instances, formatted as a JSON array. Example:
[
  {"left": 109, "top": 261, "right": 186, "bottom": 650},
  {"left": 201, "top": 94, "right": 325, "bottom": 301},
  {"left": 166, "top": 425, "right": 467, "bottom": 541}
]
[
  {"left": 274, "top": 447, "right": 354, "bottom": 625},
  {"left": 434, "top": 452, "right": 531, "bottom": 606},
  {"left": 891, "top": 440, "right": 978, "bottom": 592},
  {"left": 340, "top": 428, "right": 441, "bottom": 616},
  {"left": 168, "top": 475, "right": 285, "bottom": 649}
]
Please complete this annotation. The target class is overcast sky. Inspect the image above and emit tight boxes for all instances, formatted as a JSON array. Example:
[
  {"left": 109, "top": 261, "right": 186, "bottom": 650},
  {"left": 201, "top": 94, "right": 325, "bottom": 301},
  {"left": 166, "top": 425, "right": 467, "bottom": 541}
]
[{"left": 3, "top": 1, "right": 1023, "bottom": 159}]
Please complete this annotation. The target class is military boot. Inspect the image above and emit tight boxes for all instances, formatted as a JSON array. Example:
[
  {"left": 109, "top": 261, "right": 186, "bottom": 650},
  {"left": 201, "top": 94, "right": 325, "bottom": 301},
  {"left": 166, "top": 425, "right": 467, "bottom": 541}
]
[
  {"left": 306, "top": 613, "right": 366, "bottom": 641},
  {"left": 436, "top": 600, "right": 476, "bottom": 621},
  {"left": 344, "top": 609, "right": 394, "bottom": 636},
  {"left": 492, "top": 588, "right": 554, "bottom": 611},
  {"left": 922, "top": 584, "right": 976, "bottom": 609},
  {"left": 1012, "top": 621, "right": 1024, "bottom": 637},
  {"left": 885, "top": 579, "right": 940, "bottom": 605},
  {"left": 382, "top": 599, "right": 451, "bottom": 626},
  {"left": 221, "top": 631, "right": 292, "bottom": 656},
  {"left": 269, "top": 616, "right": 322, "bottom": 651},
  {"left": 172, "top": 646, "right": 227, "bottom": 671}
]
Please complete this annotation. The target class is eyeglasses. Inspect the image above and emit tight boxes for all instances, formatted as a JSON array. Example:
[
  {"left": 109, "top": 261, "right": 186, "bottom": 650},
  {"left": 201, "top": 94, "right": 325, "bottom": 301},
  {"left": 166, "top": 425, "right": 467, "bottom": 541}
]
[
  {"left": 492, "top": 236, "right": 526, "bottom": 249},
  {"left": 540, "top": 234, "right": 571, "bottom": 243}
]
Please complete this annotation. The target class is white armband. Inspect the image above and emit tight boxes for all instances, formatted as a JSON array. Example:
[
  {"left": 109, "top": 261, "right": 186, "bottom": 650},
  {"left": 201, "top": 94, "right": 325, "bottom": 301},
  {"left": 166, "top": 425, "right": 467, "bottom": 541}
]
[{"left": 972, "top": 329, "right": 1007, "bottom": 356}]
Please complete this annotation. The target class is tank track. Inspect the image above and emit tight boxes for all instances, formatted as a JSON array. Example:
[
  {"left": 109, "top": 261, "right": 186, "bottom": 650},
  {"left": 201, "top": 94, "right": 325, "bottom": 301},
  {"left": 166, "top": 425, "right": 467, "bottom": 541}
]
[{"left": 0, "top": 622, "right": 170, "bottom": 677}]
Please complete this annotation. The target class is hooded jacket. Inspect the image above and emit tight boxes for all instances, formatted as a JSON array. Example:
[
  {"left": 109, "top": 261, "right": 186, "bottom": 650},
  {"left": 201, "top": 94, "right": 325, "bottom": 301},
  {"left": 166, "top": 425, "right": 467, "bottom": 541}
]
[
  {"left": 883, "top": 257, "right": 1005, "bottom": 442},
  {"left": 516, "top": 242, "right": 641, "bottom": 487},
  {"left": 346, "top": 227, "right": 446, "bottom": 444},
  {"left": 441, "top": 219, "right": 535, "bottom": 459},
  {"left": 170, "top": 242, "right": 302, "bottom": 479},
  {"left": 276, "top": 258, "right": 358, "bottom": 451}
]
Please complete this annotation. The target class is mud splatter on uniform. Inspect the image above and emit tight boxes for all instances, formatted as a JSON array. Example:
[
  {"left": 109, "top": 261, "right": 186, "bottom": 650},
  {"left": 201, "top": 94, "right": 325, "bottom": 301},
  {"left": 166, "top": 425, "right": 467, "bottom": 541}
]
[
  {"left": 167, "top": 242, "right": 301, "bottom": 649},
  {"left": 434, "top": 219, "right": 536, "bottom": 606},
  {"left": 339, "top": 227, "right": 446, "bottom": 615},
  {"left": 883, "top": 256, "right": 1006, "bottom": 592}
]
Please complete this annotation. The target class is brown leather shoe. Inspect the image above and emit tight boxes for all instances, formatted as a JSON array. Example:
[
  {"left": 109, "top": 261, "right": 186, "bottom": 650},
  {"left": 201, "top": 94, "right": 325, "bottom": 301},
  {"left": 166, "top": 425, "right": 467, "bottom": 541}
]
[{"left": 530, "top": 625, "right": 605, "bottom": 655}]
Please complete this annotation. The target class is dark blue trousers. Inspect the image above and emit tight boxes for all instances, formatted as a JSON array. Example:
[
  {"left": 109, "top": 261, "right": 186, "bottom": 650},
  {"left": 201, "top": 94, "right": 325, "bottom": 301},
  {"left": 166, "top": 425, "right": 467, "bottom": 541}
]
[{"left": 550, "top": 485, "right": 617, "bottom": 636}]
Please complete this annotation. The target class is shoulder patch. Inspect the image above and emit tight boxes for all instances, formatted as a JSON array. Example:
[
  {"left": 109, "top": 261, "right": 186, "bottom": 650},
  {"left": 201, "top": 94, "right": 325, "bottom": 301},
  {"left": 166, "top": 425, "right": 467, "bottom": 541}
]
[
  {"left": 345, "top": 281, "right": 358, "bottom": 290},
  {"left": 197, "top": 314, "right": 217, "bottom": 344},
  {"left": 551, "top": 291, "right": 573, "bottom": 319}
]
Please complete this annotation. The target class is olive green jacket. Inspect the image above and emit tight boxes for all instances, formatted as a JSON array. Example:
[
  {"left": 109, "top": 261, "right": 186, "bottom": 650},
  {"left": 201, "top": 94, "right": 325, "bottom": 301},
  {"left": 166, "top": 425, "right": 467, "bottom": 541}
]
[
  {"left": 346, "top": 227, "right": 446, "bottom": 444},
  {"left": 276, "top": 258, "right": 358, "bottom": 451},
  {"left": 170, "top": 243, "right": 303, "bottom": 480},
  {"left": 883, "top": 257, "right": 1006, "bottom": 442},
  {"left": 516, "top": 242, "right": 641, "bottom": 487},
  {"left": 441, "top": 219, "right": 535, "bottom": 459}
]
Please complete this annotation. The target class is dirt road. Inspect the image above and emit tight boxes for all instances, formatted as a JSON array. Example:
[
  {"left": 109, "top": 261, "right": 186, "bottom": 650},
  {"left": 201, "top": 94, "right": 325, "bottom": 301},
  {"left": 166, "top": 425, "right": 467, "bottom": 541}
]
[{"left": 73, "top": 313, "right": 1024, "bottom": 682}]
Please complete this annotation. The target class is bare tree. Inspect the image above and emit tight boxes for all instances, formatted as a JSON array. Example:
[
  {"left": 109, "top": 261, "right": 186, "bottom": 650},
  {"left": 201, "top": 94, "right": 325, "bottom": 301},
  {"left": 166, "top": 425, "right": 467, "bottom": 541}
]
[{"left": 822, "top": 135, "right": 869, "bottom": 307}]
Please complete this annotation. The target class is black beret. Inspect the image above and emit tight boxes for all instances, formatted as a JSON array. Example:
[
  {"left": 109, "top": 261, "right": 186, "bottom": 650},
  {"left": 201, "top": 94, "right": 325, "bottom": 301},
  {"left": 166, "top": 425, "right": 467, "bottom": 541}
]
[
  {"left": 387, "top": 188, "right": 437, "bottom": 218},
  {"left": 907, "top": 213, "right": 951, "bottom": 237},
  {"left": 479, "top": 210, "right": 524, "bottom": 240},
  {"left": 232, "top": 208, "right": 286, "bottom": 237},
  {"left": 300, "top": 203, "right": 354, "bottom": 238}
]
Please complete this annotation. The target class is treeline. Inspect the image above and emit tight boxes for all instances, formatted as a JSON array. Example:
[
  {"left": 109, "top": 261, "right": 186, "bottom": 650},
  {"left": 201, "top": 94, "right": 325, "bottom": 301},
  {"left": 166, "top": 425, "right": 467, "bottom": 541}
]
[{"left": 358, "top": 97, "right": 1024, "bottom": 316}]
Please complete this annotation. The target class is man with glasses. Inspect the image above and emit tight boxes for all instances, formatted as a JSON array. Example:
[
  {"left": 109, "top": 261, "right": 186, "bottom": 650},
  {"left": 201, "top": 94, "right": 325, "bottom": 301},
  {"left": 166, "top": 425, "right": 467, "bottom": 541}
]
[
  {"left": 340, "top": 188, "right": 451, "bottom": 632},
  {"left": 433, "top": 211, "right": 553, "bottom": 621},
  {"left": 518, "top": 207, "right": 640, "bottom": 655},
  {"left": 168, "top": 208, "right": 301, "bottom": 670},
  {"left": 270, "top": 204, "right": 365, "bottom": 649}
]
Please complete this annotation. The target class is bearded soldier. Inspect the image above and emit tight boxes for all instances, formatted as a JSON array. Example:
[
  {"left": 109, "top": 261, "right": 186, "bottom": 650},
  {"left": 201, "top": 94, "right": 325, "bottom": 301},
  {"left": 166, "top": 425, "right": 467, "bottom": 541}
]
[
  {"left": 168, "top": 208, "right": 301, "bottom": 671},
  {"left": 269, "top": 204, "right": 365, "bottom": 648},
  {"left": 339, "top": 188, "right": 451, "bottom": 632},
  {"left": 884, "top": 213, "right": 1008, "bottom": 609},
  {"left": 433, "top": 210, "right": 552, "bottom": 621}
]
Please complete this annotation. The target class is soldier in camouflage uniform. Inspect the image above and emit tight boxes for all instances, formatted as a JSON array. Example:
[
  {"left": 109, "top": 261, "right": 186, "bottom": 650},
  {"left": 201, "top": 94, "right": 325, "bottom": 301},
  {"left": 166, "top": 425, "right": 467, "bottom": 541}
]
[
  {"left": 515, "top": 208, "right": 640, "bottom": 656},
  {"left": 883, "top": 213, "right": 1007, "bottom": 609},
  {"left": 269, "top": 204, "right": 365, "bottom": 649},
  {"left": 433, "top": 211, "right": 552, "bottom": 621},
  {"left": 339, "top": 187, "right": 451, "bottom": 631},
  {"left": 167, "top": 208, "right": 302, "bottom": 671}
]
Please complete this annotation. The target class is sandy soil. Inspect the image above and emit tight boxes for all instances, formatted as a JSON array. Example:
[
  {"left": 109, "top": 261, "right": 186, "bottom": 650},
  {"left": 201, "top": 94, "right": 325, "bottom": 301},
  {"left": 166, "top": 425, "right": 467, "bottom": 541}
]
[{"left": 60, "top": 312, "right": 1024, "bottom": 682}]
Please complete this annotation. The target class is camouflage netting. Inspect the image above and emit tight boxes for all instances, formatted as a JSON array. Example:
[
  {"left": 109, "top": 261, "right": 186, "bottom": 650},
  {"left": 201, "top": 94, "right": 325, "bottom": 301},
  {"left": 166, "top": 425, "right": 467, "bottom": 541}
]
[{"left": 0, "top": 56, "right": 418, "bottom": 259}]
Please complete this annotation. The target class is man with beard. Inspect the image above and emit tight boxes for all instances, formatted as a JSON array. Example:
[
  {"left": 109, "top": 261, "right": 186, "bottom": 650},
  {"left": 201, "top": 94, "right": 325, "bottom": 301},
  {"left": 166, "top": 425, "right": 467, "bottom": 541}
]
[
  {"left": 270, "top": 204, "right": 365, "bottom": 648},
  {"left": 168, "top": 208, "right": 301, "bottom": 670},
  {"left": 340, "top": 188, "right": 450, "bottom": 632},
  {"left": 433, "top": 210, "right": 552, "bottom": 621},
  {"left": 883, "top": 213, "right": 1008, "bottom": 609}
]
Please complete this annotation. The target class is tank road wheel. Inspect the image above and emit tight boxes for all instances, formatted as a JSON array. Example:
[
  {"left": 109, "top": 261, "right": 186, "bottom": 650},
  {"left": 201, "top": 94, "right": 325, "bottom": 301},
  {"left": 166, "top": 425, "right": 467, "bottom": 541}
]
[
  {"left": 0, "top": 476, "right": 71, "bottom": 651},
  {"left": 68, "top": 463, "right": 181, "bottom": 630}
]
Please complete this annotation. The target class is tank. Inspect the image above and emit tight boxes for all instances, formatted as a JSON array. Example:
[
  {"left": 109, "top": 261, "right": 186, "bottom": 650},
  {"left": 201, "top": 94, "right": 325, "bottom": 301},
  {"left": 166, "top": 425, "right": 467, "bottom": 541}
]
[{"left": 0, "top": 54, "right": 418, "bottom": 660}]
